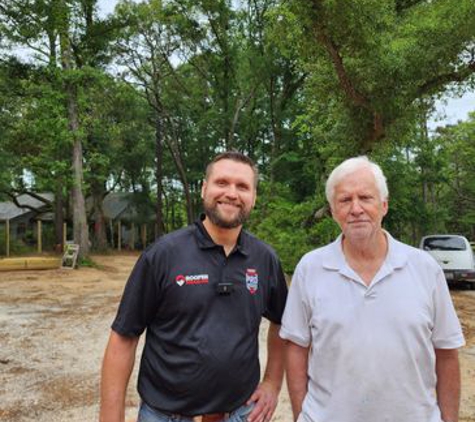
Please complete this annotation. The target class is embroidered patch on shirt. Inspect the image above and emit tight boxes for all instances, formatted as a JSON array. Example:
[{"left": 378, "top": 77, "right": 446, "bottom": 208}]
[{"left": 246, "top": 269, "right": 258, "bottom": 294}]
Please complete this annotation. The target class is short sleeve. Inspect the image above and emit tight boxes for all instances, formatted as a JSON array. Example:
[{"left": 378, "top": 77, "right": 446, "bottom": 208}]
[
  {"left": 279, "top": 263, "right": 312, "bottom": 347},
  {"left": 431, "top": 268, "right": 465, "bottom": 349},
  {"left": 263, "top": 255, "right": 288, "bottom": 324},
  {"left": 111, "top": 250, "right": 164, "bottom": 337}
]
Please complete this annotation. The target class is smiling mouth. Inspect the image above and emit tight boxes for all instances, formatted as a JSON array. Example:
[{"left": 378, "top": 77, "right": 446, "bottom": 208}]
[{"left": 218, "top": 201, "right": 241, "bottom": 209}]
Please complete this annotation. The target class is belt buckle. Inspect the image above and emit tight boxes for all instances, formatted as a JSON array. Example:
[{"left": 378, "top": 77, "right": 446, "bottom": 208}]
[{"left": 200, "top": 412, "right": 228, "bottom": 422}]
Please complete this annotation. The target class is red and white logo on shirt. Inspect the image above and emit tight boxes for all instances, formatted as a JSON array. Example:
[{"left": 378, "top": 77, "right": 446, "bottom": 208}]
[
  {"left": 175, "top": 274, "right": 209, "bottom": 286},
  {"left": 246, "top": 268, "right": 259, "bottom": 294}
]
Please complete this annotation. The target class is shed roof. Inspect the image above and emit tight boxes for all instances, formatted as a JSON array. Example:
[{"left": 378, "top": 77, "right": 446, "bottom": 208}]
[
  {"left": 103, "top": 192, "right": 132, "bottom": 220},
  {"left": 0, "top": 193, "right": 54, "bottom": 221},
  {"left": 100, "top": 192, "right": 154, "bottom": 222}
]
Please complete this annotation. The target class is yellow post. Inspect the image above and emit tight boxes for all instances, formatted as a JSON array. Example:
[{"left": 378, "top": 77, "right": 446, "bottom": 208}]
[
  {"left": 37, "top": 220, "right": 42, "bottom": 253},
  {"left": 6, "top": 220, "right": 10, "bottom": 257},
  {"left": 63, "top": 222, "right": 67, "bottom": 250},
  {"left": 117, "top": 220, "right": 122, "bottom": 252}
]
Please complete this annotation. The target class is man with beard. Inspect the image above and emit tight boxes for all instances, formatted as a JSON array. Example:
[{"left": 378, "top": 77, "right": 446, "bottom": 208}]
[{"left": 100, "top": 151, "right": 288, "bottom": 422}]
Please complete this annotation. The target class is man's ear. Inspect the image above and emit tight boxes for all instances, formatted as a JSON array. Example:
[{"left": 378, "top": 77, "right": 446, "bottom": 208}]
[
  {"left": 201, "top": 180, "right": 207, "bottom": 199},
  {"left": 382, "top": 199, "right": 389, "bottom": 216}
]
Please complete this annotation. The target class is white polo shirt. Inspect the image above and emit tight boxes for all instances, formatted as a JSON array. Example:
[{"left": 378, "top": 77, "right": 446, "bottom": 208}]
[{"left": 280, "top": 233, "right": 465, "bottom": 422}]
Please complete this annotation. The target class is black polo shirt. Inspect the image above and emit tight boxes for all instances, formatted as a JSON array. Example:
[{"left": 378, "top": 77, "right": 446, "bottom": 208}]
[{"left": 111, "top": 218, "right": 288, "bottom": 416}]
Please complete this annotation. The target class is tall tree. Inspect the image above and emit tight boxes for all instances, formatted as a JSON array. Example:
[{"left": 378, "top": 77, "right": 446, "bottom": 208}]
[
  {"left": 84, "top": 76, "right": 155, "bottom": 249},
  {"left": 0, "top": 0, "right": 118, "bottom": 257},
  {"left": 436, "top": 113, "right": 475, "bottom": 237},
  {"left": 284, "top": 0, "right": 475, "bottom": 153},
  {"left": 57, "top": 0, "right": 90, "bottom": 256},
  {"left": 114, "top": 0, "right": 187, "bottom": 235}
]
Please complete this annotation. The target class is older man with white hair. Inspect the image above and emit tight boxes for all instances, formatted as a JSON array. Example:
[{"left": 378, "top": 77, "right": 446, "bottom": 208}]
[{"left": 280, "top": 156, "right": 465, "bottom": 422}]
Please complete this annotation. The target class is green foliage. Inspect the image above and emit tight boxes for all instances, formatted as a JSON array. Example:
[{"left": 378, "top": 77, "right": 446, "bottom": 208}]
[
  {"left": 249, "top": 182, "right": 340, "bottom": 273},
  {"left": 77, "top": 255, "right": 97, "bottom": 268},
  {"left": 283, "top": 0, "right": 475, "bottom": 151},
  {"left": 434, "top": 112, "right": 475, "bottom": 237},
  {"left": 0, "top": 227, "right": 36, "bottom": 256},
  {"left": 1, "top": 0, "right": 474, "bottom": 262}
]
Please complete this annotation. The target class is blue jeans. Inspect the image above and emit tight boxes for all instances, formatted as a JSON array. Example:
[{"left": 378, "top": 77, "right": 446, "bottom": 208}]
[{"left": 137, "top": 401, "right": 254, "bottom": 422}]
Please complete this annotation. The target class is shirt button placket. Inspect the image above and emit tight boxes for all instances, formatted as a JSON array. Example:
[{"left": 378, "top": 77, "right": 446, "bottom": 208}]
[{"left": 364, "top": 289, "right": 377, "bottom": 300}]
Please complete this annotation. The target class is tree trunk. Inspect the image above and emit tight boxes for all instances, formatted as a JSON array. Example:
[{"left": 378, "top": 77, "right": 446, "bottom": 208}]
[
  {"left": 165, "top": 133, "right": 194, "bottom": 224},
  {"left": 171, "top": 153, "right": 194, "bottom": 224},
  {"left": 155, "top": 115, "right": 165, "bottom": 238},
  {"left": 91, "top": 184, "right": 108, "bottom": 251},
  {"left": 70, "top": 110, "right": 90, "bottom": 258},
  {"left": 59, "top": 0, "right": 90, "bottom": 259}
]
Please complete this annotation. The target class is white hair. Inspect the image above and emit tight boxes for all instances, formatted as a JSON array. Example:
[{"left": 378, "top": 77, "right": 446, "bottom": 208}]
[{"left": 325, "top": 156, "right": 388, "bottom": 205}]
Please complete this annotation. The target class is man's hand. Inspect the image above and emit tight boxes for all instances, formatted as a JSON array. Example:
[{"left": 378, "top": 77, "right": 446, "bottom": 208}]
[{"left": 246, "top": 380, "right": 279, "bottom": 422}]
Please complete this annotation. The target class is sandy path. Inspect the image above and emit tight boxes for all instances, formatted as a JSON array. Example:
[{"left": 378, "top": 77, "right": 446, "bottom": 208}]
[{"left": 0, "top": 254, "right": 473, "bottom": 421}]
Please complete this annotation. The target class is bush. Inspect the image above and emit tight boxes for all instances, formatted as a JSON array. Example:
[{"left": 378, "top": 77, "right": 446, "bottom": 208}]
[
  {"left": 249, "top": 187, "right": 340, "bottom": 274},
  {"left": 0, "top": 227, "right": 37, "bottom": 256}
]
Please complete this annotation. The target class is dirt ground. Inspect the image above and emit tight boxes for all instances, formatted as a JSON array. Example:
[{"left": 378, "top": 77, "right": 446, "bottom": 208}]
[{"left": 0, "top": 253, "right": 474, "bottom": 422}]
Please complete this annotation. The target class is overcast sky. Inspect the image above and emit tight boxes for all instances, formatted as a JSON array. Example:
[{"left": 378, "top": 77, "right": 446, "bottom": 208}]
[
  {"left": 429, "top": 91, "right": 475, "bottom": 130},
  {"left": 98, "top": 0, "right": 116, "bottom": 16}
]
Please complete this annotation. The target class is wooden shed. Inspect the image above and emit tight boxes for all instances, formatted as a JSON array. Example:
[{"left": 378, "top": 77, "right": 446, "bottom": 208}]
[{"left": 0, "top": 193, "right": 54, "bottom": 256}]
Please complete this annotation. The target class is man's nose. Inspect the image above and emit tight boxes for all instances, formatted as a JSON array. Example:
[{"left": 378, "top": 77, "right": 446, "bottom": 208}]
[
  {"left": 224, "top": 184, "right": 238, "bottom": 198},
  {"left": 350, "top": 199, "right": 363, "bottom": 214}
]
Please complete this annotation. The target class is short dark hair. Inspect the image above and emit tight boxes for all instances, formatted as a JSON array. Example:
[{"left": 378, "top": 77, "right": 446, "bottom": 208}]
[{"left": 205, "top": 151, "right": 258, "bottom": 188}]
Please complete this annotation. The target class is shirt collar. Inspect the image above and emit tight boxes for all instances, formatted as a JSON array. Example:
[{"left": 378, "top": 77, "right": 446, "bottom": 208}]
[
  {"left": 322, "top": 231, "right": 409, "bottom": 281},
  {"left": 194, "top": 214, "right": 249, "bottom": 256},
  {"left": 383, "top": 231, "right": 409, "bottom": 270}
]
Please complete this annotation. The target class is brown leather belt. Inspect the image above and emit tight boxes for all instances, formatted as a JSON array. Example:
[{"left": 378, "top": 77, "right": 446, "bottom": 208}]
[{"left": 197, "top": 413, "right": 229, "bottom": 422}]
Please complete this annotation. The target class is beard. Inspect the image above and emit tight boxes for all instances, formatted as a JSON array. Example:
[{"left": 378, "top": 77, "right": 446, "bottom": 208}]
[{"left": 203, "top": 199, "right": 251, "bottom": 229}]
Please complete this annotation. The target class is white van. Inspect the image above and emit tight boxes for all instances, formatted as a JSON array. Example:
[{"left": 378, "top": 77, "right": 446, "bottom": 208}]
[{"left": 420, "top": 235, "right": 475, "bottom": 287}]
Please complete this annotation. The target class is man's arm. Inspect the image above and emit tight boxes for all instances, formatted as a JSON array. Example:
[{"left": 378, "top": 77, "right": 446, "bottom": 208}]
[
  {"left": 285, "top": 340, "right": 309, "bottom": 422},
  {"left": 247, "top": 322, "right": 285, "bottom": 422},
  {"left": 435, "top": 348, "right": 461, "bottom": 422},
  {"left": 100, "top": 330, "right": 140, "bottom": 422}
]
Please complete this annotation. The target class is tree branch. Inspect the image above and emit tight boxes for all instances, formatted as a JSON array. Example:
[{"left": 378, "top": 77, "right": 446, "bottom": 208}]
[
  {"left": 228, "top": 87, "right": 256, "bottom": 140},
  {"left": 315, "top": 31, "right": 371, "bottom": 110},
  {"left": 416, "top": 61, "right": 475, "bottom": 98},
  {"left": 310, "top": 3, "right": 386, "bottom": 148}
]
